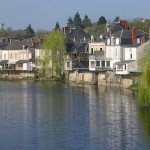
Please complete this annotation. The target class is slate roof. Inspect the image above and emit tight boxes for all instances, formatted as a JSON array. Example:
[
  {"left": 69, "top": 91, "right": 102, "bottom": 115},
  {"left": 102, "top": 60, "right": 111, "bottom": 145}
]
[
  {"left": 3, "top": 39, "right": 31, "bottom": 50},
  {"left": 115, "top": 60, "right": 135, "bottom": 64},
  {"left": 0, "top": 60, "right": 8, "bottom": 65},
  {"left": 106, "top": 30, "right": 149, "bottom": 46},
  {"left": 68, "top": 43, "right": 88, "bottom": 53},
  {"left": 67, "top": 28, "right": 90, "bottom": 42},
  {"left": 16, "top": 60, "right": 30, "bottom": 64},
  {"left": 116, "top": 30, "right": 148, "bottom": 38}
]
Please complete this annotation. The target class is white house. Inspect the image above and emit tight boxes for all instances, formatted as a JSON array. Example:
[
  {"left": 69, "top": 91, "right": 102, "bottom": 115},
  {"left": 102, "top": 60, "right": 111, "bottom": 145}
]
[{"left": 89, "top": 35, "right": 111, "bottom": 71}]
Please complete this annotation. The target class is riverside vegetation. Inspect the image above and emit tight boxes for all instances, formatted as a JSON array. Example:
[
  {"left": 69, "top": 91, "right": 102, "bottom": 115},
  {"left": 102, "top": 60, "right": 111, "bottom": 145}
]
[{"left": 138, "top": 43, "right": 150, "bottom": 106}]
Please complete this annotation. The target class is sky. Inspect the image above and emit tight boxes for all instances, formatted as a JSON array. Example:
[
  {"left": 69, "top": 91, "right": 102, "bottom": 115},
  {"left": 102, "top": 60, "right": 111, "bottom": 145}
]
[{"left": 0, "top": 0, "right": 150, "bottom": 31}]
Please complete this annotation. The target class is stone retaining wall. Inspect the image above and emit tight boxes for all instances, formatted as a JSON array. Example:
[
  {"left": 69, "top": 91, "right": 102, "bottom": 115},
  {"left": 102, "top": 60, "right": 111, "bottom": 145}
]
[{"left": 68, "top": 71, "right": 133, "bottom": 88}]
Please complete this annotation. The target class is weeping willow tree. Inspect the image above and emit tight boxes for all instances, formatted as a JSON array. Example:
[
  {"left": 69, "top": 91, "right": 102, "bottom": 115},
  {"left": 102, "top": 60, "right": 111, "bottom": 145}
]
[
  {"left": 138, "top": 42, "right": 150, "bottom": 105},
  {"left": 41, "top": 30, "right": 67, "bottom": 79}
]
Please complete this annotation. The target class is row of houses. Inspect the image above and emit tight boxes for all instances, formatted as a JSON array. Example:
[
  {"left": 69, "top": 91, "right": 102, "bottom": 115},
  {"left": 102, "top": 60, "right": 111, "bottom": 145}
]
[
  {"left": 0, "top": 20, "right": 149, "bottom": 79},
  {"left": 64, "top": 20, "right": 150, "bottom": 76},
  {"left": 0, "top": 38, "right": 43, "bottom": 72}
]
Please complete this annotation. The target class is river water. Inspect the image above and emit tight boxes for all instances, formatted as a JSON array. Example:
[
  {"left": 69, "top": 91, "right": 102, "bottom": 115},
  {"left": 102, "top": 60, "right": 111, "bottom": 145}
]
[{"left": 0, "top": 81, "right": 149, "bottom": 150}]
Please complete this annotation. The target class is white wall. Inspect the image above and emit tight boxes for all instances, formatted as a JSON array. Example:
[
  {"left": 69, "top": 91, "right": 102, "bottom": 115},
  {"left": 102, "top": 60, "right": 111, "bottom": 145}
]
[
  {"left": 2, "top": 51, "right": 8, "bottom": 60},
  {"left": 124, "top": 47, "right": 136, "bottom": 60},
  {"left": 106, "top": 45, "right": 122, "bottom": 68}
]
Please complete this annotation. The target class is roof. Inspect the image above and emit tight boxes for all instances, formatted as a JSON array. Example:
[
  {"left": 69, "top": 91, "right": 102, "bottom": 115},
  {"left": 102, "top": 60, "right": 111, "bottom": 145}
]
[
  {"left": 115, "top": 60, "right": 135, "bottom": 65},
  {"left": 3, "top": 39, "right": 31, "bottom": 50},
  {"left": 0, "top": 60, "right": 8, "bottom": 65},
  {"left": 116, "top": 30, "right": 148, "bottom": 38},
  {"left": 67, "top": 28, "right": 90, "bottom": 42},
  {"left": 68, "top": 42, "right": 88, "bottom": 53},
  {"left": 16, "top": 60, "right": 30, "bottom": 64}
]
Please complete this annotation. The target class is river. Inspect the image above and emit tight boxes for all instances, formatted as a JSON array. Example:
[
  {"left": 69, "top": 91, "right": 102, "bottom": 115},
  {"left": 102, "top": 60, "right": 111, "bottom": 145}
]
[{"left": 0, "top": 81, "right": 149, "bottom": 150}]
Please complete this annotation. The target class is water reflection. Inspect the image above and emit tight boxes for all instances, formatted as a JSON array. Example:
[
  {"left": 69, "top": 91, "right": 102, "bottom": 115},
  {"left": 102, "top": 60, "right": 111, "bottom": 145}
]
[
  {"left": 83, "top": 86, "right": 137, "bottom": 150},
  {"left": 0, "top": 81, "right": 149, "bottom": 150}
]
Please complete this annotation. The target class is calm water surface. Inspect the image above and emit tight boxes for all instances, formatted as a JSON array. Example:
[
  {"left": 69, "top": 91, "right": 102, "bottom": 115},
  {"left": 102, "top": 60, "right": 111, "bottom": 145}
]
[{"left": 0, "top": 81, "right": 149, "bottom": 150}]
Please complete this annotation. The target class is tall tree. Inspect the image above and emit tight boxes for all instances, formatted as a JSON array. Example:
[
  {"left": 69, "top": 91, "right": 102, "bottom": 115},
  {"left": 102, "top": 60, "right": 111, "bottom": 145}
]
[
  {"left": 82, "top": 15, "right": 92, "bottom": 29},
  {"left": 114, "top": 16, "right": 120, "bottom": 22},
  {"left": 74, "top": 12, "right": 82, "bottom": 28},
  {"left": 24, "top": 24, "right": 35, "bottom": 38},
  {"left": 138, "top": 43, "right": 150, "bottom": 105},
  {"left": 55, "top": 21, "right": 60, "bottom": 31},
  {"left": 67, "top": 17, "right": 74, "bottom": 27},
  {"left": 97, "top": 16, "right": 107, "bottom": 25},
  {"left": 41, "top": 31, "right": 67, "bottom": 78}
]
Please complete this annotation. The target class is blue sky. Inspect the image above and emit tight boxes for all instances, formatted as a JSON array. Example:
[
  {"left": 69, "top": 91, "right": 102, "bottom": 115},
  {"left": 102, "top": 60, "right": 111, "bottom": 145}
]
[{"left": 0, "top": 0, "right": 150, "bottom": 31}]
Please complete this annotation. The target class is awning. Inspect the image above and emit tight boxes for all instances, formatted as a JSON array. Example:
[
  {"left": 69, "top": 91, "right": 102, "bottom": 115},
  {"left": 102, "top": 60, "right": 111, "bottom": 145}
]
[{"left": 0, "top": 60, "right": 8, "bottom": 65}]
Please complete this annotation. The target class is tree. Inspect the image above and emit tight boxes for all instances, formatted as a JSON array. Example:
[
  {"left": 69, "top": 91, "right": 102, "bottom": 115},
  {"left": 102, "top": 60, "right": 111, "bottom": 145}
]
[
  {"left": 41, "top": 30, "right": 67, "bottom": 78},
  {"left": 55, "top": 21, "right": 60, "bottom": 31},
  {"left": 67, "top": 17, "right": 74, "bottom": 27},
  {"left": 82, "top": 15, "right": 92, "bottom": 29},
  {"left": 97, "top": 16, "right": 107, "bottom": 25},
  {"left": 114, "top": 16, "right": 120, "bottom": 22},
  {"left": 24, "top": 24, "right": 35, "bottom": 38},
  {"left": 74, "top": 12, "right": 82, "bottom": 28},
  {"left": 138, "top": 42, "right": 150, "bottom": 106}
]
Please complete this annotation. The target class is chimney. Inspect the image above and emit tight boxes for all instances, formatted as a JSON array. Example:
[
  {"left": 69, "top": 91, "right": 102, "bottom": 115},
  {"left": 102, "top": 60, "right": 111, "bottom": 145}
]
[
  {"left": 132, "top": 26, "right": 137, "bottom": 45},
  {"left": 119, "top": 20, "right": 129, "bottom": 30},
  {"left": 39, "top": 37, "right": 43, "bottom": 45},
  {"left": 31, "top": 38, "right": 35, "bottom": 48},
  {"left": 141, "top": 37, "right": 145, "bottom": 44}
]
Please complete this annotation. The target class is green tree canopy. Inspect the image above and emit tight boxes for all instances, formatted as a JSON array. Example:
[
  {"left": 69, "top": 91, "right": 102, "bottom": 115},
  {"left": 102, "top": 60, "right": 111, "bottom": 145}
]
[
  {"left": 138, "top": 42, "right": 150, "bottom": 105},
  {"left": 24, "top": 24, "right": 35, "bottom": 38},
  {"left": 113, "top": 16, "right": 120, "bottom": 22},
  {"left": 55, "top": 21, "right": 60, "bottom": 31},
  {"left": 41, "top": 31, "right": 67, "bottom": 78},
  {"left": 82, "top": 15, "right": 92, "bottom": 29},
  {"left": 67, "top": 17, "right": 74, "bottom": 27},
  {"left": 74, "top": 12, "right": 82, "bottom": 28},
  {"left": 97, "top": 16, "right": 107, "bottom": 25}
]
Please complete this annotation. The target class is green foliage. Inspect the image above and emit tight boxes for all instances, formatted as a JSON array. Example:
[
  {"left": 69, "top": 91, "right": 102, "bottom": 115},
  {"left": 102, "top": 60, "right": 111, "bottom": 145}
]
[
  {"left": 128, "top": 19, "right": 150, "bottom": 32},
  {"left": 24, "top": 24, "right": 35, "bottom": 38},
  {"left": 82, "top": 15, "right": 92, "bottom": 29},
  {"left": 113, "top": 16, "right": 120, "bottom": 22},
  {"left": 138, "top": 43, "right": 150, "bottom": 106},
  {"left": 67, "top": 17, "right": 74, "bottom": 27},
  {"left": 41, "top": 30, "right": 67, "bottom": 78},
  {"left": 97, "top": 16, "right": 107, "bottom": 25},
  {"left": 84, "top": 23, "right": 105, "bottom": 36},
  {"left": 74, "top": 12, "right": 82, "bottom": 28},
  {"left": 55, "top": 21, "right": 60, "bottom": 31}
]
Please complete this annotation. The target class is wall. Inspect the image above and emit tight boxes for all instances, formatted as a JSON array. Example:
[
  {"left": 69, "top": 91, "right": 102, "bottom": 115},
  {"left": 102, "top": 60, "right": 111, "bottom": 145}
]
[
  {"left": 0, "top": 70, "right": 35, "bottom": 79},
  {"left": 69, "top": 71, "right": 98, "bottom": 84},
  {"left": 68, "top": 71, "right": 133, "bottom": 88}
]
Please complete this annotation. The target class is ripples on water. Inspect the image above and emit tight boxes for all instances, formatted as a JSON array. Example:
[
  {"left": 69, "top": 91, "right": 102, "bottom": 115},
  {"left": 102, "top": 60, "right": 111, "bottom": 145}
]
[{"left": 0, "top": 81, "right": 149, "bottom": 150}]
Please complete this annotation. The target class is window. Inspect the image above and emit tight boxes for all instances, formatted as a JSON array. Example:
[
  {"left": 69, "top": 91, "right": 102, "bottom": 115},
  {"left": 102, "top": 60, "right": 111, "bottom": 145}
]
[
  {"left": 24, "top": 54, "right": 27, "bottom": 59},
  {"left": 4, "top": 54, "right": 6, "bottom": 60},
  {"left": 21, "top": 54, "right": 23, "bottom": 59},
  {"left": 96, "top": 61, "right": 100, "bottom": 66},
  {"left": 106, "top": 61, "right": 110, "bottom": 67},
  {"left": 15, "top": 54, "right": 17, "bottom": 59},
  {"left": 124, "top": 64, "right": 126, "bottom": 70},
  {"left": 91, "top": 61, "right": 95, "bottom": 68},
  {"left": 86, "top": 47, "right": 89, "bottom": 52},
  {"left": 130, "top": 53, "right": 132, "bottom": 59},
  {"left": 91, "top": 48, "right": 93, "bottom": 54},
  {"left": 67, "top": 62, "right": 70, "bottom": 68},
  {"left": 102, "top": 61, "right": 105, "bottom": 67}
]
